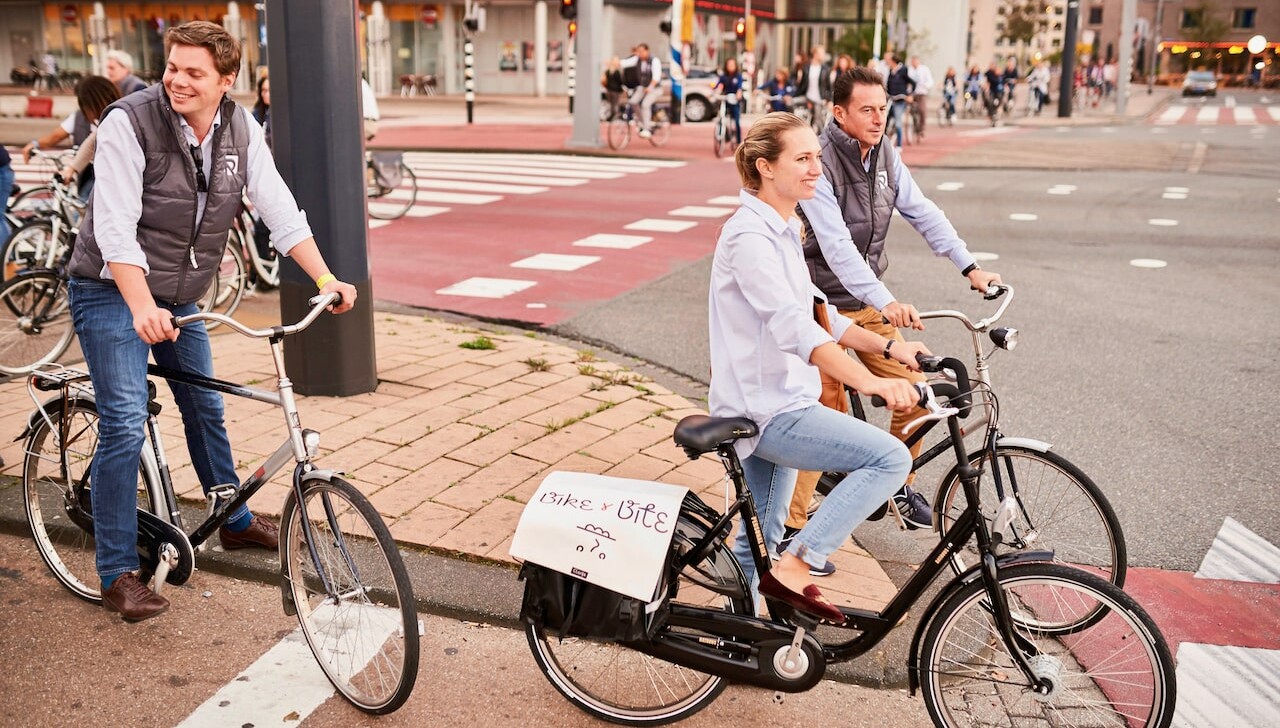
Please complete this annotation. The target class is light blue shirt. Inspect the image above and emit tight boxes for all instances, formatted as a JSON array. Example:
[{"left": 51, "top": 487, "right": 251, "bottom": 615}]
[
  {"left": 708, "top": 189, "right": 853, "bottom": 457},
  {"left": 798, "top": 143, "right": 977, "bottom": 310},
  {"left": 92, "top": 101, "right": 313, "bottom": 278}
]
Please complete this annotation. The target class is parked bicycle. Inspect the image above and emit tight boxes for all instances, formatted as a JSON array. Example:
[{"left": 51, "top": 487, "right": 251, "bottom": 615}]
[
  {"left": 520, "top": 354, "right": 1175, "bottom": 727},
  {"left": 366, "top": 150, "right": 418, "bottom": 220},
  {"left": 19, "top": 293, "right": 419, "bottom": 713},
  {"left": 711, "top": 94, "right": 739, "bottom": 158},
  {"left": 606, "top": 101, "right": 671, "bottom": 151},
  {"left": 811, "top": 285, "right": 1127, "bottom": 592}
]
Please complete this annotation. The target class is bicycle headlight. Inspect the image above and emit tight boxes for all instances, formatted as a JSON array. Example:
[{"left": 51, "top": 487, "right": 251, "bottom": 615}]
[
  {"left": 303, "top": 430, "right": 321, "bottom": 457},
  {"left": 990, "top": 327, "right": 1018, "bottom": 351}
]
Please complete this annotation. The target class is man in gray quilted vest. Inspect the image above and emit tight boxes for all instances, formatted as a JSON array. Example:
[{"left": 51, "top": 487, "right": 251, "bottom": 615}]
[
  {"left": 780, "top": 67, "right": 1003, "bottom": 573},
  {"left": 66, "top": 21, "right": 358, "bottom": 622}
]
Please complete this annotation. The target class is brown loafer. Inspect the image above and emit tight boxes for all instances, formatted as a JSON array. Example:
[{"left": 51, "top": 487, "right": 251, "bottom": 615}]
[
  {"left": 758, "top": 569, "right": 846, "bottom": 624},
  {"left": 102, "top": 572, "right": 169, "bottom": 622},
  {"left": 219, "top": 515, "right": 280, "bottom": 551}
]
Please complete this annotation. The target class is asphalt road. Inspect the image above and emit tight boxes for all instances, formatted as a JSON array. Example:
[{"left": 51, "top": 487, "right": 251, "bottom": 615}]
[{"left": 555, "top": 119, "right": 1280, "bottom": 573}]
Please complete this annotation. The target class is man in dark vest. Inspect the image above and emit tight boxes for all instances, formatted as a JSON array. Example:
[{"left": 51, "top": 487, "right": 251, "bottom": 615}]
[
  {"left": 66, "top": 21, "right": 358, "bottom": 622},
  {"left": 779, "top": 67, "right": 1002, "bottom": 573}
]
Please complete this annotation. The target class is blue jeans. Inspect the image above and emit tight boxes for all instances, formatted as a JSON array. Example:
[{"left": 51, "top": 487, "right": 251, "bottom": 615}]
[
  {"left": 732, "top": 405, "right": 911, "bottom": 597},
  {"left": 0, "top": 164, "right": 14, "bottom": 242},
  {"left": 68, "top": 278, "right": 251, "bottom": 583},
  {"left": 889, "top": 99, "right": 907, "bottom": 146}
]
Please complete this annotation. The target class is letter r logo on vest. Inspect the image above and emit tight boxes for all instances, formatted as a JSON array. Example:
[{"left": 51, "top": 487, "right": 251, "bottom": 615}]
[
  {"left": 876, "top": 170, "right": 888, "bottom": 190},
  {"left": 224, "top": 154, "right": 239, "bottom": 176}
]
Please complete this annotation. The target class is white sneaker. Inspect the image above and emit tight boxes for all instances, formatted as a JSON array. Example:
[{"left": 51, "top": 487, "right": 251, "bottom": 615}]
[{"left": 638, "top": 128, "right": 653, "bottom": 139}]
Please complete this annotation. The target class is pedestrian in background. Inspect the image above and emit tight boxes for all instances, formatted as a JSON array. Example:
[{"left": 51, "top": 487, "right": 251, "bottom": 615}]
[
  {"left": 758, "top": 68, "right": 794, "bottom": 112},
  {"left": 105, "top": 50, "right": 148, "bottom": 96},
  {"left": 252, "top": 73, "right": 271, "bottom": 147},
  {"left": 23, "top": 75, "right": 120, "bottom": 201},
  {"left": 883, "top": 54, "right": 914, "bottom": 146},
  {"left": 601, "top": 56, "right": 625, "bottom": 120},
  {"left": 908, "top": 55, "right": 934, "bottom": 136}
]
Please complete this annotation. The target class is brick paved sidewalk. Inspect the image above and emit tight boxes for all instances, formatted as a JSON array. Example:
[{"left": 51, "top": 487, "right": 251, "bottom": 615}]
[{"left": 0, "top": 307, "right": 897, "bottom": 612}]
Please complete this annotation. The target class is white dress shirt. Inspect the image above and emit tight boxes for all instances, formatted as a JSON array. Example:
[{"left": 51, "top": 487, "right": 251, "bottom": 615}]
[
  {"left": 91, "top": 100, "right": 313, "bottom": 278},
  {"left": 798, "top": 143, "right": 976, "bottom": 311},
  {"left": 909, "top": 63, "right": 934, "bottom": 96},
  {"left": 709, "top": 189, "right": 853, "bottom": 457}
]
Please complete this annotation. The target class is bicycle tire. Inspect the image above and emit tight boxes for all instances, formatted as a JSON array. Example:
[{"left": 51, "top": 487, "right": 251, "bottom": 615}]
[
  {"left": 198, "top": 235, "right": 247, "bottom": 327},
  {"left": 242, "top": 212, "right": 281, "bottom": 289},
  {"left": 607, "top": 119, "right": 631, "bottom": 150},
  {"left": 23, "top": 397, "right": 157, "bottom": 603},
  {"left": 366, "top": 160, "right": 416, "bottom": 221},
  {"left": 649, "top": 109, "right": 671, "bottom": 147},
  {"left": 2, "top": 218, "right": 59, "bottom": 280},
  {"left": 8, "top": 184, "right": 57, "bottom": 218},
  {"left": 526, "top": 510, "right": 751, "bottom": 726},
  {"left": 0, "top": 271, "right": 75, "bottom": 375},
  {"left": 934, "top": 444, "right": 1127, "bottom": 606},
  {"left": 280, "top": 476, "right": 419, "bottom": 714},
  {"left": 919, "top": 562, "right": 1176, "bottom": 728}
]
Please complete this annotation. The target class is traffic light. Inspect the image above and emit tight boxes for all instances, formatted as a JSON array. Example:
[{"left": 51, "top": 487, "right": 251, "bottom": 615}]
[
  {"left": 568, "top": 19, "right": 577, "bottom": 36},
  {"left": 560, "top": 0, "right": 576, "bottom": 21},
  {"left": 734, "top": 18, "right": 746, "bottom": 40}
]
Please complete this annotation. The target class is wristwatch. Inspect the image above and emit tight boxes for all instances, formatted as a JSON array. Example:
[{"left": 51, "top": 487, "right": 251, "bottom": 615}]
[{"left": 961, "top": 262, "right": 980, "bottom": 277}]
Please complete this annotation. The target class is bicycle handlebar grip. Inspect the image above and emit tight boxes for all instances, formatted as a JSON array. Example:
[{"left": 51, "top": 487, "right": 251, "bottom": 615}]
[
  {"left": 937, "top": 356, "right": 973, "bottom": 418},
  {"left": 870, "top": 383, "right": 929, "bottom": 410}
]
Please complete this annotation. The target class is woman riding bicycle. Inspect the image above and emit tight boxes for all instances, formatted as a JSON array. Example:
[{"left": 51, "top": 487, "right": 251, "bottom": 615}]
[
  {"left": 711, "top": 57, "right": 745, "bottom": 146},
  {"left": 709, "top": 112, "right": 928, "bottom": 622}
]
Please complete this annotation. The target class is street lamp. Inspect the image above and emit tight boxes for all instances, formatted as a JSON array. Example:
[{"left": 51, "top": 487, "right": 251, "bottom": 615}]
[{"left": 1247, "top": 35, "right": 1267, "bottom": 55}]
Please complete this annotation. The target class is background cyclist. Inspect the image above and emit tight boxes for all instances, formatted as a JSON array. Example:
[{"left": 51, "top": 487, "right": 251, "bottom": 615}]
[
  {"left": 712, "top": 57, "right": 745, "bottom": 145},
  {"left": 620, "top": 43, "right": 662, "bottom": 138}
]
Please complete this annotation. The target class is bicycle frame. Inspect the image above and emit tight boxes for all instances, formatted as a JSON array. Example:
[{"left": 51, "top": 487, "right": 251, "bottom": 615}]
[{"left": 653, "top": 368, "right": 1051, "bottom": 691}]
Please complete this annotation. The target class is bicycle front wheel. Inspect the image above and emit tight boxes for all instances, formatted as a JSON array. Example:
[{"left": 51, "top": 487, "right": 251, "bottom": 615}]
[
  {"left": 919, "top": 563, "right": 1176, "bottom": 728},
  {"left": 608, "top": 118, "right": 631, "bottom": 150},
  {"left": 0, "top": 271, "right": 74, "bottom": 375},
  {"left": 280, "top": 476, "right": 419, "bottom": 714},
  {"left": 2, "top": 218, "right": 59, "bottom": 279},
  {"left": 526, "top": 510, "right": 751, "bottom": 725},
  {"left": 935, "top": 443, "right": 1127, "bottom": 603},
  {"left": 648, "top": 109, "right": 671, "bottom": 147},
  {"left": 23, "top": 398, "right": 156, "bottom": 602}
]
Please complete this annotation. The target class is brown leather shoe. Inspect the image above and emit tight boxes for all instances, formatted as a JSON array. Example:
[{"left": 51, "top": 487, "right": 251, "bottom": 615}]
[
  {"left": 219, "top": 515, "right": 280, "bottom": 551},
  {"left": 102, "top": 572, "right": 169, "bottom": 622}
]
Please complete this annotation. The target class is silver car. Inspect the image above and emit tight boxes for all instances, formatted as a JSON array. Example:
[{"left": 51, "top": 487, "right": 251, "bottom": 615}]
[{"left": 1182, "top": 70, "right": 1217, "bottom": 97}]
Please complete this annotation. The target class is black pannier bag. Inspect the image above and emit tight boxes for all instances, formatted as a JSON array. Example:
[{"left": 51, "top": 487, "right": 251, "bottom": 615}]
[{"left": 519, "top": 561, "right": 667, "bottom": 643}]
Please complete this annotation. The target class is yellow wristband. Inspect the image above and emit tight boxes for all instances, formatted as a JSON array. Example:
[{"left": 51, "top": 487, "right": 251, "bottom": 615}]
[{"left": 315, "top": 273, "right": 336, "bottom": 290}]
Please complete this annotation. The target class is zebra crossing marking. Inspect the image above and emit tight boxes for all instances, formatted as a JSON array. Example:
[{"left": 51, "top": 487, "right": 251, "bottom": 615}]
[
  {"left": 436, "top": 277, "right": 537, "bottom": 298},
  {"left": 668, "top": 205, "right": 734, "bottom": 218},
  {"left": 1196, "top": 517, "right": 1280, "bottom": 584},
  {"left": 511, "top": 253, "right": 600, "bottom": 272},
  {"left": 624, "top": 218, "right": 697, "bottom": 233},
  {"left": 571, "top": 233, "right": 653, "bottom": 250}
]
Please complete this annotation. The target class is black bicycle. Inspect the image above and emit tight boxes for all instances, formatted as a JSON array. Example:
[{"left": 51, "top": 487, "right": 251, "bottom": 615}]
[
  {"left": 522, "top": 355, "right": 1175, "bottom": 727},
  {"left": 19, "top": 293, "right": 419, "bottom": 714},
  {"left": 812, "top": 285, "right": 1127, "bottom": 594}
]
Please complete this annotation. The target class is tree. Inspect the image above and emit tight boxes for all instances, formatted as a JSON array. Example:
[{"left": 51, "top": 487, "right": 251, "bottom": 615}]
[
  {"left": 1180, "top": 2, "right": 1231, "bottom": 71},
  {"left": 1000, "top": 0, "right": 1049, "bottom": 65}
]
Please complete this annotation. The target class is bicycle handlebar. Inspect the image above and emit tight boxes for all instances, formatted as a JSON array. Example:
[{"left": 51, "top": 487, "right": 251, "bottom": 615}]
[
  {"left": 917, "top": 284, "right": 1014, "bottom": 333},
  {"left": 870, "top": 354, "right": 974, "bottom": 424},
  {"left": 173, "top": 292, "right": 341, "bottom": 338}
]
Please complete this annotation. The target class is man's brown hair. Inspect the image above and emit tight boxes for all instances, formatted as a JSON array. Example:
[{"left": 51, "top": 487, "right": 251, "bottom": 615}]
[{"left": 165, "top": 21, "right": 241, "bottom": 77}]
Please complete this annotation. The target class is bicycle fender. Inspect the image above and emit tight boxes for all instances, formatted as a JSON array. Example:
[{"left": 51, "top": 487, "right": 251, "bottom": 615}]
[
  {"left": 300, "top": 468, "right": 342, "bottom": 483},
  {"left": 15, "top": 392, "right": 97, "bottom": 442},
  {"left": 904, "top": 550, "right": 1055, "bottom": 695},
  {"left": 993, "top": 436, "right": 1052, "bottom": 453}
]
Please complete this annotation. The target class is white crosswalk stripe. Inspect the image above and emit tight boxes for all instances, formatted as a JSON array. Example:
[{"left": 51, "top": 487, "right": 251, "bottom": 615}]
[{"left": 1154, "top": 104, "right": 1280, "bottom": 126}]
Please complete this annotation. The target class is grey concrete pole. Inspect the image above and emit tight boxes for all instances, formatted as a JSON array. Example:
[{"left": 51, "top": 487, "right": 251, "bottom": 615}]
[
  {"left": 1116, "top": 0, "right": 1137, "bottom": 114},
  {"left": 1058, "top": 0, "right": 1081, "bottom": 118},
  {"left": 568, "top": 0, "right": 602, "bottom": 147},
  {"left": 265, "top": 0, "right": 377, "bottom": 396}
]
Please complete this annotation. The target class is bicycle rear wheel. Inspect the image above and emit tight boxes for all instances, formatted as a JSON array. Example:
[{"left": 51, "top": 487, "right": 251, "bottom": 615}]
[
  {"left": 526, "top": 509, "right": 751, "bottom": 725},
  {"left": 198, "top": 235, "right": 247, "bottom": 327},
  {"left": 712, "top": 118, "right": 730, "bottom": 157},
  {"left": 935, "top": 443, "right": 1127, "bottom": 602},
  {"left": 367, "top": 161, "right": 416, "bottom": 220},
  {"left": 608, "top": 118, "right": 631, "bottom": 150},
  {"left": 23, "top": 398, "right": 156, "bottom": 602},
  {"left": 280, "top": 476, "right": 418, "bottom": 714},
  {"left": 919, "top": 562, "right": 1176, "bottom": 728},
  {"left": 0, "top": 271, "right": 74, "bottom": 375}
]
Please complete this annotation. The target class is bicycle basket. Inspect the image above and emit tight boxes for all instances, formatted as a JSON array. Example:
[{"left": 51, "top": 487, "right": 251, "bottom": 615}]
[
  {"left": 519, "top": 562, "right": 667, "bottom": 643},
  {"left": 370, "top": 151, "right": 405, "bottom": 187}
]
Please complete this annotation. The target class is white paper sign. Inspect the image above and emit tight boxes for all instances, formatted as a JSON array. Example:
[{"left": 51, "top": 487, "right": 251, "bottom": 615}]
[{"left": 510, "top": 471, "right": 689, "bottom": 601}]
